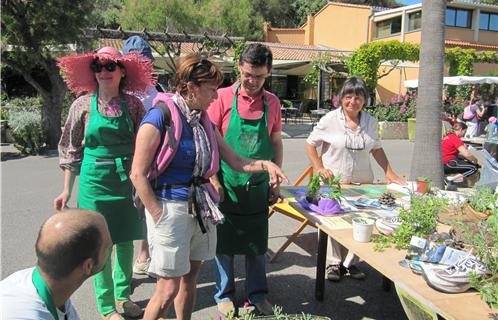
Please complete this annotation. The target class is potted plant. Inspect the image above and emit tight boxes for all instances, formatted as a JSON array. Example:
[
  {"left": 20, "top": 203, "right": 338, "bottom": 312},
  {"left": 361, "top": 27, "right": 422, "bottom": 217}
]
[
  {"left": 373, "top": 193, "right": 447, "bottom": 251},
  {"left": 466, "top": 187, "right": 494, "bottom": 218},
  {"left": 464, "top": 196, "right": 498, "bottom": 309},
  {"left": 305, "top": 174, "right": 321, "bottom": 205},
  {"left": 352, "top": 217, "right": 375, "bottom": 242},
  {"left": 303, "top": 175, "right": 344, "bottom": 215},
  {"left": 416, "top": 176, "right": 431, "bottom": 194},
  {"left": 313, "top": 176, "right": 344, "bottom": 215}
]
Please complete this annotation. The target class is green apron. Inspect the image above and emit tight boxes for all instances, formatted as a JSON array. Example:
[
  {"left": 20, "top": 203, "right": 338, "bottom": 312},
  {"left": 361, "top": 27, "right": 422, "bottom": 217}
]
[
  {"left": 78, "top": 92, "right": 144, "bottom": 244},
  {"left": 217, "top": 83, "right": 274, "bottom": 255}
]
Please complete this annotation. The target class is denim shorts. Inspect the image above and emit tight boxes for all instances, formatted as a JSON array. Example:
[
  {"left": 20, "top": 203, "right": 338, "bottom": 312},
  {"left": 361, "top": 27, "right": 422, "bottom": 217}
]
[{"left": 145, "top": 198, "right": 216, "bottom": 278}]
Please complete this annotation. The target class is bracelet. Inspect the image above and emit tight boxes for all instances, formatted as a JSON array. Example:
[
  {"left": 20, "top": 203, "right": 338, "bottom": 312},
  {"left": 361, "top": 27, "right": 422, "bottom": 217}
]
[{"left": 261, "top": 161, "right": 266, "bottom": 171}]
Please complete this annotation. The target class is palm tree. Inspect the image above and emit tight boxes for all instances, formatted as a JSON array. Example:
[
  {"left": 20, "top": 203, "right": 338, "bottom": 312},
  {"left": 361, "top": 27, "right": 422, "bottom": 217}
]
[{"left": 409, "top": 0, "right": 446, "bottom": 188}]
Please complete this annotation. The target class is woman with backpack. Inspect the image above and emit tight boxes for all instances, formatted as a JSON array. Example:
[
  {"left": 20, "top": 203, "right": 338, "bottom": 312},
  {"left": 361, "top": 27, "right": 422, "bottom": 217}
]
[
  {"left": 463, "top": 97, "right": 487, "bottom": 138},
  {"left": 130, "top": 54, "right": 288, "bottom": 320}
]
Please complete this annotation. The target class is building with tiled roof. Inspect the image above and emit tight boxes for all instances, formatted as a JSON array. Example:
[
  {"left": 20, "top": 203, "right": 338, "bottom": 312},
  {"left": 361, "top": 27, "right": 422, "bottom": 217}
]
[
  {"left": 99, "top": 38, "right": 350, "bottom": 100},
  {"left": 265, "top": 1, "right": 498, "bottom": 102}
]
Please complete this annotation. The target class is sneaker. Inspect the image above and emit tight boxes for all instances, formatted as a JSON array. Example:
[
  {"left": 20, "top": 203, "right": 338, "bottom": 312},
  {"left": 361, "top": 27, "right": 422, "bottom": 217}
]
[
  {"left": 217, "top": 300, "right": 236, "bottom": 317},
  {"left": 326, "top": 264, "right": 345, "bottom": 281},
  {"left": 133, "top": 258, "right": 150, "bottom": 275},
  {"left": 115, "top": 300, "right": 142, "bottom": 318},
  {"left": 101, "top": 312, "right": 124, "bottom": 320},
  {"left": 253, "top": 300, "right": 274, "bottom": 316},
  {"left": 421, "top": 255, "right": 487, "bottom": 293},
  {"left": 345, "top": 265, "right": 366, "bottom": 280}
]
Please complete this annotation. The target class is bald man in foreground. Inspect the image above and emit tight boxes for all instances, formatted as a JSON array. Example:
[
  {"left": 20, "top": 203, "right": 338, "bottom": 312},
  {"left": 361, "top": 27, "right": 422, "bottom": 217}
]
[{"left": 0, "top": 209, "right": 112, "bottom": 319}]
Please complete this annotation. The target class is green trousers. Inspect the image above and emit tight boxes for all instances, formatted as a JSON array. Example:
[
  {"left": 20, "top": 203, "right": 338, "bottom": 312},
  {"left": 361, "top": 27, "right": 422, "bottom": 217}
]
[{"left": 93, "top": 241, "right": 134, "bottom": 315}]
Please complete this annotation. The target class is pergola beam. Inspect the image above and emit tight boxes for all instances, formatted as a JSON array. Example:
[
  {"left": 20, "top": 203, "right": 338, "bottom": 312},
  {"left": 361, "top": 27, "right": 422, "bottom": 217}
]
[{"left": 83, "top": 27, "right": 244, "bottom": 46}]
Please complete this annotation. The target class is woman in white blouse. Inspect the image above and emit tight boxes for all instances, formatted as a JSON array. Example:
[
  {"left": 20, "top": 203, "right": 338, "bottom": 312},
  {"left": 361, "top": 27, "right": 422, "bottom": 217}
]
[{"left": 305, "top": 76, "right": 405, "bottom": 281}]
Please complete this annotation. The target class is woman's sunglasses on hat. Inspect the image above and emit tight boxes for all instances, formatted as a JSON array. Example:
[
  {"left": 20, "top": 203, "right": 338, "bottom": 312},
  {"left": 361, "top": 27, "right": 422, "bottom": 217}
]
[{"left": 90, "top": 60, "right": 123, "bottom": 73}]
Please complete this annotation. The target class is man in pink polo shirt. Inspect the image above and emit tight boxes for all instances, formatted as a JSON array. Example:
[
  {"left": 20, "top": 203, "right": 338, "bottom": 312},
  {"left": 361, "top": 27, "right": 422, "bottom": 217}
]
[{"left": 208, "top": 44, "right": 283, "bottom": 316}]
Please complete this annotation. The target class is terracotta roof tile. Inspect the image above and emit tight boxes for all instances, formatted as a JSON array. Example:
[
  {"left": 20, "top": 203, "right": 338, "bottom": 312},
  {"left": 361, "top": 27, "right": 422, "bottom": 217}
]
[
  {"left": 445, "top": 39, "right": 498, "bottom": 51},
  {"left": 99, "top": 38, "right": 347, "bottom": 62}
]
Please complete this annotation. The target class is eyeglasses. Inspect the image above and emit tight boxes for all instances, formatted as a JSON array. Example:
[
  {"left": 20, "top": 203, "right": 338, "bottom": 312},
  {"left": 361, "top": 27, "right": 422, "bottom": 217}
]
[
  {"left": 344, "top": 127, "right": 365, "bottom": 151},
  {"left": 90, "top": 61, "right": 122, "bottom": 73},
  {"left": 239, "top": 70, "right": 269, "bottom": 81}
]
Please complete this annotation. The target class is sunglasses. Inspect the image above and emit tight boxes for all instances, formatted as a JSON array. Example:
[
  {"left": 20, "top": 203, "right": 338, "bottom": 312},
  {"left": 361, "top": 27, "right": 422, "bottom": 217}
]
[
  {"left": 188, "top": 59, "right": 213, "bottom": 81},
  {"left": 90, "top": 61, "right": 122, "bottom": 73}
]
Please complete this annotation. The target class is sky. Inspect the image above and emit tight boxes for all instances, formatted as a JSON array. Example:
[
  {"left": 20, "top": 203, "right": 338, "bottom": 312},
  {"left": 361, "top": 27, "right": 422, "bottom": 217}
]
[{"left": 399, "top": 0, "right": 422, "bottom": 5}]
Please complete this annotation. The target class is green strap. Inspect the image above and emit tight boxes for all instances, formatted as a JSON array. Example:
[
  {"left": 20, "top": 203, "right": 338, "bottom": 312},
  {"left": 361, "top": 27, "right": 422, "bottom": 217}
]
[
  {"left": 115, "top": 157, "right": 127, "bottom": 182},
  {"left": 32, "top": 267, "right": 59, "bottom": 320}
]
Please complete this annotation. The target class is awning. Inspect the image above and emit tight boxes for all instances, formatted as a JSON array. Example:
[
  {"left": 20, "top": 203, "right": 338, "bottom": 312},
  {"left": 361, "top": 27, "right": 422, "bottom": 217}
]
[{"left": 404, "top": 76, "right": 498, "bottom": 88}]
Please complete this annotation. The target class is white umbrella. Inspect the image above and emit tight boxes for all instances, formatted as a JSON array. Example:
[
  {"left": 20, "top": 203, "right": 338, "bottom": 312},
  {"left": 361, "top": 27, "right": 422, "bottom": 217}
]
[{"left": 404, "top": 76, "right": 498, "bottom": 88}]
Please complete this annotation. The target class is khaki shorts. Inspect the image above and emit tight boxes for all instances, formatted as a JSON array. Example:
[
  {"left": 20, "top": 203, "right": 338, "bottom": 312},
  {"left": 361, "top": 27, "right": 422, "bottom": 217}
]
[{"left": 145, "top": 198, "right": 216, "bottom": 278}]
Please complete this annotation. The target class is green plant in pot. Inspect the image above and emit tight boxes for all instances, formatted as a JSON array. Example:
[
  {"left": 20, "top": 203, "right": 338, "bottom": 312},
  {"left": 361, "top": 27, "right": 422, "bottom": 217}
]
[
  {"left": 306, "top": 174, "right": 321, "bottom": 205},
  {"left": 464, "top": 195, "right": 498, "bottom": 309},
  {"left": 373, "top": 193, "right": 447, "bottom": 251},
  {"left": 321, "top": 175, "right": 343, "bottom": 201},
  {"left": 467, "top": 187, "right": 494, "bottom": 217},
  {"left": 416, "top": 176, "right": 431, "bottom": 194}
]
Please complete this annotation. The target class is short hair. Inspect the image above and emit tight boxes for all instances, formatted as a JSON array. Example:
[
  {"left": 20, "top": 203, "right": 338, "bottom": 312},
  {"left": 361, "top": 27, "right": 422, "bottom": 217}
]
[
  {"left": 35, "top": 219, "right": 102, "bottom": 280},
  {"left": 447, "top": 121, "right": 467, "bottom": 136},
  {"left": 173, "top": 54, "right": 224, "bottom": 96},
  {"left": 338, "top": 77, "right": 369, "bottom": 104},
  {"left": 239, "top": 44, "right": 273, "bottom": 69}
]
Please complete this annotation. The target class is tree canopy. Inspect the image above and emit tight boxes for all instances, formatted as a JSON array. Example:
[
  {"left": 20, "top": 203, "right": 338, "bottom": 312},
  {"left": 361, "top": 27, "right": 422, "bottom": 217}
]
[{"left": 1, "top": 0, "right": 96, "bottom": 147}]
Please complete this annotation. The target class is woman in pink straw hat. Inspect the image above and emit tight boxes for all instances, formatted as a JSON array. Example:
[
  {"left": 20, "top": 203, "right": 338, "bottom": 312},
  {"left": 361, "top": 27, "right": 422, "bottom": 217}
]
[{"left": 54, "top": 46, "right": 155, "bottom": 320}]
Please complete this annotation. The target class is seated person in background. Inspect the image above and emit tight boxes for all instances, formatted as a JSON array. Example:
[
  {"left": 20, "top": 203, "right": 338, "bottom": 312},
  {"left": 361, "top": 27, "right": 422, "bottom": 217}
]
[
  {"left": 442, "top": 122, "right": 479, "bottom": 181},
  {"left": 0, "top": 209, "right": 112, "bottom": 320},
  {"left": 485, "top": 116, "right": 497, "bottom": 139}
]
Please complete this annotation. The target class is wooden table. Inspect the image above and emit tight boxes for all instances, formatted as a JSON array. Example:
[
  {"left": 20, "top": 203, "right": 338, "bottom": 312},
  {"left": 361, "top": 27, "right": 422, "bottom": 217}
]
[
  {"left": 461, "top": 137, "right": 486, "bottom": 149},
  {"left": 274, "top": 186, "right": 496, "bottom": 320}
]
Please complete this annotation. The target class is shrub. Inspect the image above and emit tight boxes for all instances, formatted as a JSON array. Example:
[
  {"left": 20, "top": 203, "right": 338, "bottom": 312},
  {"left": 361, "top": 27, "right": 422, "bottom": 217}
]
[
  {"left": 281, "top": 99, "right": 293, "bottom": 109},
  {"left": 365, "top": 93, "right": 416, "bottom": 122},
  {"left": 2, "top": 96, "right": 43, "bottom": 126},
  {"left": 8, "top": 110, "right": 46, "bottom": 155},
  {"left": 443, "top": 96, "right": 467, "bottom": 119}
]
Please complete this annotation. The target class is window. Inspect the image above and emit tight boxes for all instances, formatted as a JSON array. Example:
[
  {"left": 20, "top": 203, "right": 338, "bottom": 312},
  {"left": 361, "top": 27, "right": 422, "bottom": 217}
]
[
  {"left": 480, "top": 12, "right": 498, "bottom": 31},
  {"left": 408, "top": 11, "right": 422, "bottom": 31},
  {"left": 375, "top": 16, "right": 402, "bottom": 38},
  {"left": 445, "top": 8, "right": 472, "bottom": 28}
]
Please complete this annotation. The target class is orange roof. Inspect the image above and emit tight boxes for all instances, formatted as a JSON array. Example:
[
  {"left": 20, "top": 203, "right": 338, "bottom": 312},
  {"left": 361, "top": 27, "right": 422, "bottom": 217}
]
[
  {"left": 99, "top": 38, "right": 347, "bottom": 62},
  {"left": 249, "top": 41, "right": 349, "bottom": 61},
  {"left": 445, "top": 39, "right": 498, "bottom": 51},
  {"left": 99, "top": 38, "right": 227, "bottom": 55}
]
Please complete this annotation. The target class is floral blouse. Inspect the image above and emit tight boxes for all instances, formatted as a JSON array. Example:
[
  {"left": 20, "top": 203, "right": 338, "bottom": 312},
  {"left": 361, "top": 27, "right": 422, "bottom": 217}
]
[{"left": 58, "top": 93, "right": 145, "bottom": 172}]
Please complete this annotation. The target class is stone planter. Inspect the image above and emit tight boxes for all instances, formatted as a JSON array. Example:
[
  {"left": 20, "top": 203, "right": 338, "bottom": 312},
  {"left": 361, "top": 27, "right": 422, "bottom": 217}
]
[{"left": 378, "top": 121, "right": 408, "bottom": 140}]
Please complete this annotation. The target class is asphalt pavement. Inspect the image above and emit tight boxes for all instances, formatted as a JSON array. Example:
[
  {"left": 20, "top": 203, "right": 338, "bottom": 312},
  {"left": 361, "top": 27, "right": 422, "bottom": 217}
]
[{"left": 2, "top": 132, "right": 473, "bottom": 320}]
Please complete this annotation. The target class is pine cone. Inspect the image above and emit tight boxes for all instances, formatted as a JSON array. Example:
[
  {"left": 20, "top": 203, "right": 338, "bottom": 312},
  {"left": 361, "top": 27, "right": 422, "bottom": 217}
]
[{"left": 378, "top": 192, "right": 396, "bottom": 207}]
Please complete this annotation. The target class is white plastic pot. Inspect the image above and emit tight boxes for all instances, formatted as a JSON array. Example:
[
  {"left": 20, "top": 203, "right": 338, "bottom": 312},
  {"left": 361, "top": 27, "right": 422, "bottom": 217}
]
[{"left": 352, "top": 217, "right": 375, "bottom": 242}]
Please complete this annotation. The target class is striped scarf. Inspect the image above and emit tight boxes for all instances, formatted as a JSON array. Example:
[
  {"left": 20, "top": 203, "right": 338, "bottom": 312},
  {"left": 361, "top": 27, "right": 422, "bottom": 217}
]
[{"left": 173, "top": 93, "right": 224, "bottom": 226}]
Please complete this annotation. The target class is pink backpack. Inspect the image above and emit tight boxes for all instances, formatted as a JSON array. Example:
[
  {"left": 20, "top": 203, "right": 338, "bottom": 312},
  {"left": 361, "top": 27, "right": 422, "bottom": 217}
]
[
  {"left": 149, "top": 93, "right": 220, "bottom": 180},
  {"left": 462, "top": 105, "right": 476, "bottom": 121}
]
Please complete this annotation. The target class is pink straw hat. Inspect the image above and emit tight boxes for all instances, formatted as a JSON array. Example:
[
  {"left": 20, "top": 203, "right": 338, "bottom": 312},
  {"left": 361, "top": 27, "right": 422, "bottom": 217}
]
[
  {"left": 489, "top": 116, "right": 496, "bottom": 125},
  {"left": 57, "top": 46, "right": 156, "bottom": 96}
]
